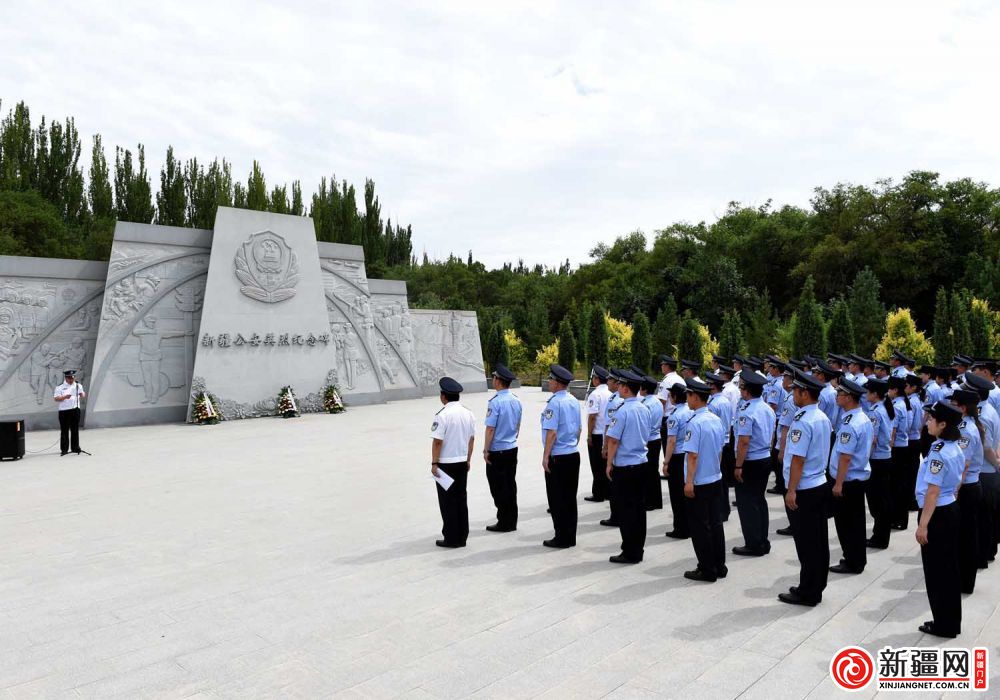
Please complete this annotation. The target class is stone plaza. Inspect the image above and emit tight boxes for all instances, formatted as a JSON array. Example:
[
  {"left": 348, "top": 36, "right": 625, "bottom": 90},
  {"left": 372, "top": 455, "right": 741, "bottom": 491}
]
[{"left": 2, "top": 387, "right": 997, "bottom": 699}]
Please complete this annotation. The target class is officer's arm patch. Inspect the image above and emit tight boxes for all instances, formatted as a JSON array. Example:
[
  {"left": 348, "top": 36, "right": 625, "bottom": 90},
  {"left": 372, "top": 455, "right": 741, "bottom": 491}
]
[
  {"left": 738, "top": 416, "right": 748, "bottom": 426},
  {"left": 958, "top": 438, "right": 970, "bottom": 449},
  {"left": 929, "top": 459, "right": 944, "bottom": 474},
  {"left": 431, "top": 421, "right": 439, "bottom": 431},
  {"left": 668, "top": 419, "right": 676, "bottom": 428},
  {"left": 684, "top": 430, "right": 692, "bottom": 442},
  {"left": 544, "top": 408, "right": 554, "bottom": 419},
  {"left": 486, "top": 407, "right": 492, "bottom": 417},
  {"left": 789, "top": 429, "right": 802, "bottom": 444},
  {"left": 840, "top": 432, "right": 851, "bottom": 444}
]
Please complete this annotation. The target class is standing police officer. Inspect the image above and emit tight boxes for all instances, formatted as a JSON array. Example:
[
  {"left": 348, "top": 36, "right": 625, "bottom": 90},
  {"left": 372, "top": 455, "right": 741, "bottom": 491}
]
[
  {"left": 605, "top": 370, "right": 652, "bottom": 563},
  {"left": 54, "top": 369, "right": 86, "bottom": 456},
  {"left": 541, "top": 364, "right": 582, "bottom": 548},
  {"left": 681, "top": 377, "right": 728, "bottom": 582},
  {"left": 585, "top": 365, "right": 612, "bottom": 504},
  {"left": 829, "top": 379, "right": 873, "bottom": 575},
  {"left": 779, "top": 370, "right": 832, "bottom": 606},
  {"left": 663, "top": 383, "right": 694, "bottom": 539},
  {"left": 483, "top": 364, "right": 522, "bottom": 533},
  {"left": 733, "top": 369, "right": 776, "bottom": 557},
  {"left": 640, "top": 375, "right": 664, "bottom": 510},
  {"left": 430, "top": 377, "right": 476, "bottom": 548}
]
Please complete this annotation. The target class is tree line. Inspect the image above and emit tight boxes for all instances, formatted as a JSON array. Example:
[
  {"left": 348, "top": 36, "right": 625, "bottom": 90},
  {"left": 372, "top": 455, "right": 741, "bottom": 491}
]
[{"left": 0, "top": 99, "right": 412, "bottom": 275}]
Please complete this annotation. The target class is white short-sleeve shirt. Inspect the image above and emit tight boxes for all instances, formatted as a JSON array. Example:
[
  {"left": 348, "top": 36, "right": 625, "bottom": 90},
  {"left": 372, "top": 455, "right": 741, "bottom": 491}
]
[
  {"left": 431, "top": 400, "right": 476, "bottom": 463},
  {"left": 54, "top": 381, "right": 86, "bottom": 410},
  {"left": 586, "top": 384, "right": 611, "bottom": 434}
]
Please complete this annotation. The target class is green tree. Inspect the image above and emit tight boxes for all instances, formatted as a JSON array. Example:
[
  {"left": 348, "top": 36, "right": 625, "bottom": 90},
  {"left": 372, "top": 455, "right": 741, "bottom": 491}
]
[
  {"left": 651, "top": 294, "right": 679, "bottom": 356},
  {"left": 587, "top": 304, "right": 609, "bottom": 367},
  {"left": 246, "top": 160, "right": 268, "bottom": 211},
  {"left": 0, "top": 190, "right": 80, "bottom": 258},
  {"left": 575, "top": 302, "right": 590, "bottom": 364},
  {"left": 933, "top": 287, "right": 956, "bottom": 365},
  {"left": 0, "top": 101, "right": 35, "bottom": 191},
  {"left": 743, "top": 289, "right": 778, "bottom": 357},
  {"left": 950, "top": 290, "right": 972, "bottom": 356},
  {"left": 827, "top": 297, "right": 856, "bottom": 355},
  {"left": 88, "top": 134, "right": 113, "bottom": 219},
  {"left": 631, "top": 311, "right": 652, "bottom": 371},
  {"left": 114, "top": 145, "right": 154, "bottom": 223},
  {"left": 875, "top": 309, "right": 935, "bottom": 365},
  {"left": 155, "top": 146, "right": 187, "bottom": 226},
  {"left": 677, "top": 313, "right": 703, "bottom": 365},
  {"left": 847, "top": 267, "right": 885, "bottom": 356},
  {"left": 484, "top": 321, "right": 509, "bottom": 373},
  {"left": 718, "top": 310, "right": 744, "bottom": 359},
  {"left": 970, "top": 299, "right": 993, "bottom": 358},
  {"left": 558, "top": 319, "right": 576, "bottom": 371},
  {"left": 792, "top": 276, "right": 826, "bottom": 358}
]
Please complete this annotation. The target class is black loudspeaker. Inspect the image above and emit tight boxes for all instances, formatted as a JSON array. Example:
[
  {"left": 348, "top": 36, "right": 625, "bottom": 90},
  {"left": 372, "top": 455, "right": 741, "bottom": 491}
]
[{"left": 0, "top": 420, "right": 25, "bottom": 460}]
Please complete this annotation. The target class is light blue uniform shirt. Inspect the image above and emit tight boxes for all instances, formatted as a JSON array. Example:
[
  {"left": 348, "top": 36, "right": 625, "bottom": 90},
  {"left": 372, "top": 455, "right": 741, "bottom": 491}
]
[
  {"left": 891, "top": 365, "right": 908, "bottom": 379},
  {"left": 778, "top": 391, "right": 796, "bottom": 429},
  {"left": 979, "top": 402, "right": 1000, "bottom": 474},
  {"left": 707, "top": 393, "right": 733, "bottom": 445},
  {"left": 641, "top": 394, "right": 662, "bottom": 442},
  {"left": 783, "top": 404, "right": 832, "bottom": 490},
  {"left": 681, "top": 407, "right": 724, "bottom": 485},
  {"left": 891, "top": 397, "right": 910, "bottom": 447},
  {"left": 604, "top": 392, "right": 624, "bottom": 434},
  {"left": 906, "top": 395, "right": 923, "bottom": 441},
  {"left": 989, "top": 386, "right": 1000, "bottom": 414},
  {"left": 484, "top": 389, "right": 522, "bottom": 451},
  {"left": 736, "top": 397, "right": 776, "bottom": 460},
  {"left": 925, "top": 381, "right": 944, "bottom": 407},
  {"left": 667, "top": 403, "right": 694, "bottom": 443},
  {"left": 957, "top": 417, "right": 983, "bottom": 484},
  {"left": 818, "top": 384, "right": 839, "bottom": 428},
  {"left": 916, "top": 440, "right": 963, "bottom": 507},
  {"left": 607, "top": 397, "right": 652, "bottom": 467},
  {"left": 868, "top": 403, "right": 893, "bottom": 459},
  {"left": 829, "top": 407, "right": 873, "bottom": 481},
  {"left": 540, "top": 390, "right": 580, "bottom": 456}
]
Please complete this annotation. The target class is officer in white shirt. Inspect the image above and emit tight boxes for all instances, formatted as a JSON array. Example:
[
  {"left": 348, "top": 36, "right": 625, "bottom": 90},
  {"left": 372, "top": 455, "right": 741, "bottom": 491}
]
[
  {"left": 54, "top": 369, "right": 86, "bottom": 456},
  {"left": 657, "top": 356, "right": 684, "bottom": 410},
  {"left": 585, "top": 365, "right": 613, "bottom": 503},
  {"left": 430, "top": 377, "right": 476, "bottom": 548}
]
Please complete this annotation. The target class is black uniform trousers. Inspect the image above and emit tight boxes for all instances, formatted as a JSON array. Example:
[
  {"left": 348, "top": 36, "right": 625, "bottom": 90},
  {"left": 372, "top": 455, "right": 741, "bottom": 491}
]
[
  {"left": 734, "top": 456, "right": 772, "bottom": 552},
  {"left": 978, "top": 472, "right": 999, "bottom": 566},
  {"left": 771, "top": 446, "right": 785, "bottom": 492},
  {"left": 891, "top": 446, "right": 913, "bottom": 529},
  {"left": 486, "top": 447, "right": 518, "bottom": 529},
  {"left": 786, "top": 484, "right": 830, "bottom": 603},
  {"left": 666, "top": 452, "right": 690, "bottom": 536},
  {"left": 686, "top": 479, "right": 726, "bottom": 577},
  {"left": 545, "top": 452, "right": 580, "bottom": 545},
  {"left": 586, "top": 434, "right": 609, "bottom": 501},
  {"left": 718, "top": 438, "right": 735, "bottom": 521},
  {"left": 833, "top": 479, "right": 868, "bottom": 571},
  {"left": 958, "top": 482, "right": 981, "bottom": 594},
  {"left": 907, "top": 443, "right": 922, "bottom": 511},
  {"left": 866, "top": 457, "right": 893, "bottom": 546},
  {"left": 612, "top": 464, "right": 646, "bottom": 561},
  {"left": 58, "top": 407, "right": 81, "bottom": 454},
  {"left": 644, "top": 439, "right": 663, "bottom": 510},
  {"left": 436, "top": 462, "right": 469, "bottom": 545},
  {"left": 920, "top": 502, "right": 961, "bottom": 636}
]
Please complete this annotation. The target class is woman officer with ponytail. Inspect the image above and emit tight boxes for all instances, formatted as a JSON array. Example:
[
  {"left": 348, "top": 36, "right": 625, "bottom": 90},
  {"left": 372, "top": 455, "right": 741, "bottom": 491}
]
[
  {"left": 888, "top": 376, "right": 911, "bottom": 530},
  {"left": 951, "top": 388, "right": 985, "bottom": 594},
  {"left": 915, "top": 402, "right": 965, "bottom": 638},
  {"left": 865, "top": 378, "right": 894, "bottom": 549},
  {"left": 903, "top": 375, "right": 926, "bottom": 514}
]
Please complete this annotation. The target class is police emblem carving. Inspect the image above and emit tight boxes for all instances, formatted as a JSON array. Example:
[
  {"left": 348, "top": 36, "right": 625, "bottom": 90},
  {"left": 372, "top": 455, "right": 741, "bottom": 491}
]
[{"left": 234, "top": 231, "right": 299, "bottom": 303}]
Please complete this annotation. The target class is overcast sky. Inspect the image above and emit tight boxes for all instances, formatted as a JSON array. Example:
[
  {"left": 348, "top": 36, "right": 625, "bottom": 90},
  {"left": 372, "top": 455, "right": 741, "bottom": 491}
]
[{"left": 3, "top": 1, "right": 998, "bottom": 266}]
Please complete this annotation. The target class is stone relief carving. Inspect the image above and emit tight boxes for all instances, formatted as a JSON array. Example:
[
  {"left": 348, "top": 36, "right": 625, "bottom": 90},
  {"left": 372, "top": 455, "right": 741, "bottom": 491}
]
[
  {"left": 102, "top": 273, "right": 161, "bottom": 321},
  {"left": 234, "top": 231, "right": 299, "bottom": 303},
  {"left": 132, "top": 315, "right": 193, "bottom": 404}
]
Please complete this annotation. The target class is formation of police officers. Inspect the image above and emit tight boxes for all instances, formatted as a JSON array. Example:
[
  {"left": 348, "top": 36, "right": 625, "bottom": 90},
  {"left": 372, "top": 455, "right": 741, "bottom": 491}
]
[{"left": 428, "top": 350, "right": 1000, "bottom": 639}]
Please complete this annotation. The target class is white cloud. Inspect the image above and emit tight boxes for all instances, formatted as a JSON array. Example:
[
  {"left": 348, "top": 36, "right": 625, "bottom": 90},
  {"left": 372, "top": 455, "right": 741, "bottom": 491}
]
[{"left": 2, "top": 1, "right": 998, "bottom": 266}]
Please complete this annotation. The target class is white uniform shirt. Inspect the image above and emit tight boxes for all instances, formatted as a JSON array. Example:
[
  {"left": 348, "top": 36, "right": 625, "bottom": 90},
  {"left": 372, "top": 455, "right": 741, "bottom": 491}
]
[
  {"left": 431, "top": 400, "right": 476, "bottom": 463},
  {"left": 657, "top": 372, "right": 684, "bottom": 413},
  {"left": 722, "top": 381, "right": 740, "bottom": 413},
  {"left": 54, "top": 381, "right": 86, "bottom": 410},
  {"left": 586, "top": 383, "right": 612, "bottom": 434}
]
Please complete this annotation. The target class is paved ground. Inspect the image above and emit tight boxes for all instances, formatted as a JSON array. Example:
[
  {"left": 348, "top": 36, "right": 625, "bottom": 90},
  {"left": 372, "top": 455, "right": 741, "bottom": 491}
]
[{"left": 1, "top": 387, "right": 997, "bottom": 699}]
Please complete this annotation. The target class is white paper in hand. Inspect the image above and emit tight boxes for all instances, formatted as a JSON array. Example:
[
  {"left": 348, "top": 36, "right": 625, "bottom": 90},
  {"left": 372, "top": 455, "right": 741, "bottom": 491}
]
[{"left": 433, "top": 469, "right": 454, "bottom": 491}]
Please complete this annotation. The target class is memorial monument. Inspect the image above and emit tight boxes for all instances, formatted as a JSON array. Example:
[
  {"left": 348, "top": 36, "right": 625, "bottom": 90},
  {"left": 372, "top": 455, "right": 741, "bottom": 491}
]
[{"left": 0, "top": 207, "right": 486, "bottom": 429}]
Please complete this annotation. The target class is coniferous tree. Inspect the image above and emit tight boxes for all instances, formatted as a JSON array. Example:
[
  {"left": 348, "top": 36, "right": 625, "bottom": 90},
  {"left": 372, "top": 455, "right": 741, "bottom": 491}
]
[
  {"left": 484, "top": 321, "right": 508, "bottom": 373},
  {"left": 246, "top": 161, "right": 268, "bottom": 211},
  {"left": 792, "top": 276, "right": 826, "bottom": 358},
  {"left": 718, "top": 310, "right": 745, "bottom": 359},
  {"left": 848, "top": 267, "right": 885, "bottom": 356},
  {"left": 575, "top": 302, "right": 590, "bottom": 364},
  {"left": 35, "top": 116, "right": 85, "bottom": 223},
  {"left": 88, "top": 134, "right": 113, "bottom": 220},
  {"left": 588, "top": 304, "right": 609, "bottom": 367},
  {"left": 0, "top": 101, "right": 35, "bottom": 191},
  {"left": 631, "top": 311, "right": 652, "bottom": 371},
  {"left": 651, "top": 294, "right": 679, "bottom": 357},
  {"left": 969, "top": 299, "right": 993, "bottom": 358},
  {"left": 933, "top": 287, "right": 956, "bottom": 365},
  {"left": 677, "top": 313, "right": 703, "bottom": 366},
  {"left": 827, "top": 297, "right": 856, "bottom": 355},
  {"left": 743, "top": 289, "right": 778, "bottom": 357},
  {"left": 290, "top": 181, "right": 304, "bottom": 215},
  {"left": 155, "top": 146, "right": 187, "bottom": 226},
  {"left": 114, "top": 145, "right": 154, "bottom": 223},
  {"left": 558, "top": 319, "right": 576, "bottom": 372},
  {"left": 950, "top": 290, "right": 972, "bottom": 356}
]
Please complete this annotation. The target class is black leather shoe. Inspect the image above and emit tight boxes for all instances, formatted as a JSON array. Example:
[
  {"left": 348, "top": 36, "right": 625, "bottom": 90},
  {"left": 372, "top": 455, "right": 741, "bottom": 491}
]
[
  {"left": 732, "top": 545, "right": 768, "bottom": 557},
  {"left": 609, "top": 554, "right": 641, "bottom": 564},
  {"left": 789, "top": 585, "right": 799, "bottom": 596},
  {"left": 486, "top": 524, "right": 515, "bottom": 533},
  {"left": 891, "top": 523, "right": 907, "bottom": 531},
  {"left": 683, "top": 568, "right": 717, "bottom": 583},
  {"left": 60, "top": 451, "right": 68, "bottom": 456},
  {"left": 664, "top": 530, "right": 689, "bottom": 539},
  {"left": 583, "top": 496, "right": 605, "bottom": 502},
  {"left": 776, "top": 526, "right": 793, "bottom": 536},
  {"left": 599, "top": 519, "right": 620, "bottom": 527},
  {"left": 918, "top": 622, "right": 957, "bottom": 638},
  {"left": 543, "top": 539, "right": 573, "bottom": 549},
  {"left": 866, "top": 538, "right": 889, "bottom": 549},
  {"left": 829, "top": 563, "right": 863, "bottom": 574},
  {"left": 435, "top": 540, "right": 465, "bottom": 548},
  {"left": 717, "top": 565, "right": 728, "bottom": 579},
  {"left": 767, "top": 486, "right": 786, "bottom": 495},
  {"left": 778, "top": 591, "right": 819, "bottom": 607}
]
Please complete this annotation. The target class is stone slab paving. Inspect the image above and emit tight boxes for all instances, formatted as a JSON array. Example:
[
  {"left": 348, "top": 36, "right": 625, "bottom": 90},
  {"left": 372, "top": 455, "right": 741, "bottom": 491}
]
[{"left": 1, "top": 388, "right": 997, "bottom": 699}]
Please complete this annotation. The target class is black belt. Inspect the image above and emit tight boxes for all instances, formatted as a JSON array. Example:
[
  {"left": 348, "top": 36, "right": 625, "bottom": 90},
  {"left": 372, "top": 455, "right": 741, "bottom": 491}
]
[{"left": 489, "top": 447, "right": 517, "bottom": 454}]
